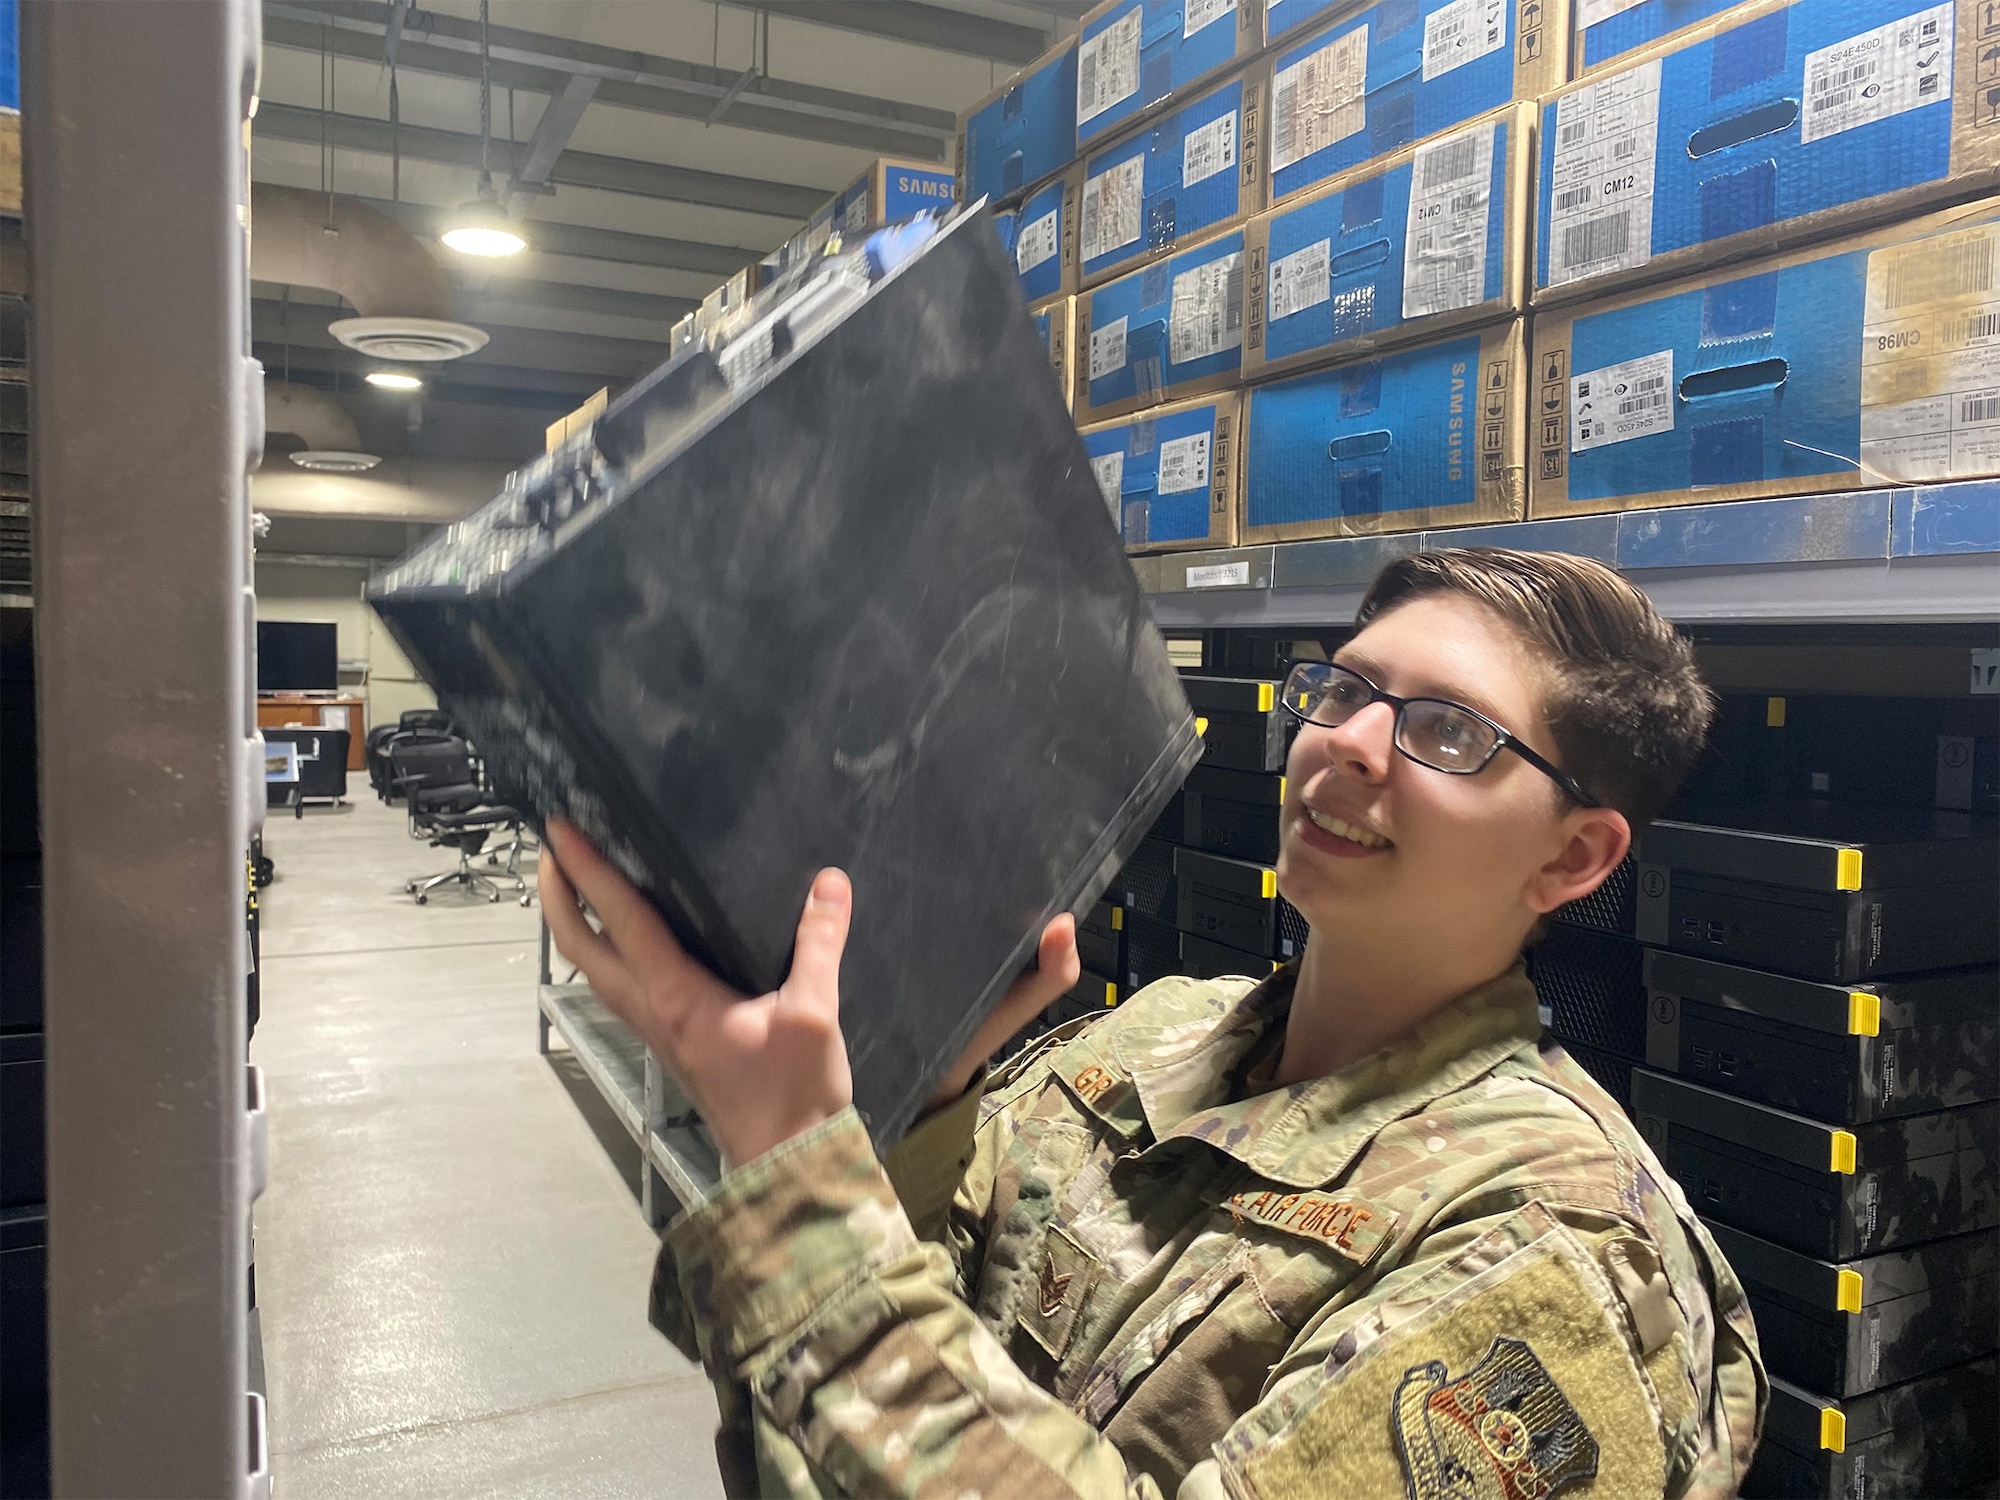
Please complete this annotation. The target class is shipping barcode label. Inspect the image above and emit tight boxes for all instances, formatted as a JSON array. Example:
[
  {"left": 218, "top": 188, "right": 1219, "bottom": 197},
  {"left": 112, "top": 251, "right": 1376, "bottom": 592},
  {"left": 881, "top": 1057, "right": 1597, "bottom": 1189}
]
[
  {"left": 1576, "top": 0, "right": 1646, "bottom": 30},
  {"left": 1090, "top": 314, "right": 1130, "bottom": 381},
  {"left": 1800, "top": 4, "right": 1951, "bottom": 146},
  {"left": 1169, "top": 252, "right": 1246, "bottom": 364},
  {"left": 1081, "top": 155, "right": 1145, "bottom": 263},
  {"left": 1860, "top": 224, "right": 2000, "bottom": 480},
  {"left": 1570, "top": 348, "right": 1674, "bottom": 451},
  {"left": 1546, "top": 57, "right": 1661, "bottom": 288},
  {"left": 1157, "top": 431, "right": 1212, "bottom": 492},
  {"left": 1271, "top": 26, "right": 1368, "bottom": 174},
  {"left": 1183, "top": 112, "right": 1239, "bottom": 188},
  {"left": 1269, "top": 237, "right": 1332, "bottom": 320},
  {"left": 1422, "top": 0, "right": 1506, "bottom": 82},
  {"left": 1079, "top": 8, "right": 1143, "bottom": 125},
  {"left": 1091, "top": 450, "right": 1125, "bottom": 518},
  {"left": 1185, "top": 0, "right": 1237, "bottom": 36},
  {"left": 1404, "top": 122, "right": 1494, "bottom": 318},
  {"left": 1016, "top": 209, "right": 1061, "bottom": 273}
]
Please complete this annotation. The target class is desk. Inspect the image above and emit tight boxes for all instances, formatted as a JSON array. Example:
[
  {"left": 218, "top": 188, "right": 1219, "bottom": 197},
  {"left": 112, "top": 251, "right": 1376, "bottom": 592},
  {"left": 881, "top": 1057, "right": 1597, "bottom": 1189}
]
[{"left": 257, "top": 696, "right": 367, "bottom": 769}]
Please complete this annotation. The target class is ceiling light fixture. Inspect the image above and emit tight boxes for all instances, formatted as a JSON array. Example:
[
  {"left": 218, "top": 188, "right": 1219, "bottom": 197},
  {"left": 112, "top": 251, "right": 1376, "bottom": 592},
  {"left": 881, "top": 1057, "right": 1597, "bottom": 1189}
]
[
  {"left": 442, "top": 0, "right": 526, "bottom": 258},
  {"left": 289, "top": 450, "right": 382, "bottom": 473},
  {"left": 366, "top": 369, "right": 424, "bottom": 391}
]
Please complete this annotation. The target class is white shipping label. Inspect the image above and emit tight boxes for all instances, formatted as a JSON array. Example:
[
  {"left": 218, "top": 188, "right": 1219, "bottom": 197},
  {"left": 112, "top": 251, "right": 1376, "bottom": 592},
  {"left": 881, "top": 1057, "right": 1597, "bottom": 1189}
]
[
  {"left": 1546, "top": 58, "right": 1662, "bottom": 287},
  {"left": 1859, "top": 223, "right": 2000, "bottom": 480},
  {"left": 1081, "top": 155, "right": 1145, "bottom": 263},
  {"left": 1801, "top": 4, "right": 1951, "bottom": 145},
  {"left": 1091, "top": 451, "right": 1125, "bottom": 516},
  {"left": 1422, "top": 0, "right": 1506, "bottom": 82},
  {"left": 1090, "top": 315, "right": 1130, "bottom": 381},
  {"left": 1183, "top": 112, "right": 1239, "bottom": 187},
  {"left": 1271, "top": 27, "right": 1368, "bottom": 174},
  {"left": 1016, "top": 209, "right": 1061, "bottom": 273},
  {"left": 1170, "top": 252, "right": 1246, "bottom": 364},
  {"left": 1157, "top": 431, "right": 1213, "bottom": 492},
  {"left": 1185, "top": 0, "right": 1237, "bottom": 36},
  {"left": 1269, "top": 238, "right": 1333, "bottom": 320},
  {"left": 1079, "top": 8, "right": 1143, "bottom": 125},
  {"left": 1403, "top": 123, "right": 1494, "bottom": 319},
  {"left": 1576, "top": 0, "right": 1646, "bottom": 30},
  {"left": 1570, "top": 349, "right": 1675, "bottom": 451}
]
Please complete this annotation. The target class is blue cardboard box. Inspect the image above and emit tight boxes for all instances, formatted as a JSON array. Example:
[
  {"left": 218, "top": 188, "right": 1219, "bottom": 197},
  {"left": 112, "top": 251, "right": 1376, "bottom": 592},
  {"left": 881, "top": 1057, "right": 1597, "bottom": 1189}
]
[
  {"left": 1013, "top": 168, "right": 1083, "bottom": 303},
  {"left": 1076, "top": 228, "right": 1248, "bottom": 421},
  {"left": 1529, "top": 200, "right": 2000, "bottom": 517},
  {"left": 1245, "top": 319, "right": 1526, "bottom": 537},
  {"left": 1080, "top": 71, "right": 1265, "bottom": 286},
  {"left": 1077, "top": 0, "right": 1267, "bottom": 148},
  {"left": 959, "top": 38, "right": 1079, "bottom": 205},
  {"left": 1245, "top": 101, "right": 1531, "bottom": 379},
  {"left": 1264, "top": 0, "right": 1569, "bottom": 207},
  {"left": 1538, "top": 0, "right": 2000, "bottom": 305},
  {"left": 837, "top": 158, "right": 957, "bottom": 237},
  {"left": 1033, "top": 296, "right": 1078, "bottom": 410},
  {"left": 1572, "top": 0, "right": 1747, "bottom": 75},
  {"left": 1081, "top": 392, "right": 1244, "bottom": 549}
]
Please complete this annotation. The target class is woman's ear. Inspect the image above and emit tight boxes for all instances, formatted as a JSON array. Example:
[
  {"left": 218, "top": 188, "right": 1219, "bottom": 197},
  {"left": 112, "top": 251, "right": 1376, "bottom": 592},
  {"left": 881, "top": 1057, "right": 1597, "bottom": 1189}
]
[{"left": 1525, "top": 806, "right": 1632, "bottom": 915}]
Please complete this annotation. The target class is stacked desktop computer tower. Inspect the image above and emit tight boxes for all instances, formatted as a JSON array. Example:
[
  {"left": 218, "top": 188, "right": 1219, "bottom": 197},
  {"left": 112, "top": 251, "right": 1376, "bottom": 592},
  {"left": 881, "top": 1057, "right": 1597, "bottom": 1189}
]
[{"left": 1531, "top": 688, "right": 1998, "bottom": 1498}]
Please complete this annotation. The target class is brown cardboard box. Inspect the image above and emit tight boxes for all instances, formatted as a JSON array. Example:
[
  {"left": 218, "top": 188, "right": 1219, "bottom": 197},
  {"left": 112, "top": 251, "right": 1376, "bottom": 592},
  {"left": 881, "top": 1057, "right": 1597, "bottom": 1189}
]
[
  {"left": 1536, "top": 0, "right": 2000, "bottom": 308},
  {"left": 1529, "top": 198, "right": 2000, "bottom": 519},
  {"left": 956, "top": 35, "right": 1077, "bottom": 206},
  {"left": 1016, "top": 164, "right": 1085, "bottom": 302},
  {"left": 1035, "top": 294, "right": 1077, "bottom": 410},
  {"left": 1243, "top": 102, "right": 1534, "bottom": 382},
  {"left": 1079, "top": 391, "right": 1245, "bottom": 552},
  {"left": 544, "top": 388, "right": 609, "bottom": 453},
  {"left": 1241, "top": 319, "right": 1527, "bottom": 539}
]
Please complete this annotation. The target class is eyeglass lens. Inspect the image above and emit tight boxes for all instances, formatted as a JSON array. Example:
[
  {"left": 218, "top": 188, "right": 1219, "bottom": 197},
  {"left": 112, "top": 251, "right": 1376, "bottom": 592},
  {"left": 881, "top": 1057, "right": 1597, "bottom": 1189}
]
[{"left": 1288, "top": 664, "right": 1500, "bottom": 776}]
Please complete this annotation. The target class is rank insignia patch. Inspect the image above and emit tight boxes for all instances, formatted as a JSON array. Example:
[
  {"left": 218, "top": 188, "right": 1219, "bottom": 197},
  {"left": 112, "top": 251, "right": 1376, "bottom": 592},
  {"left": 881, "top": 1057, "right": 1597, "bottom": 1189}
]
[{"left": 1392, "top": 1336, "right": 1599, "bottom": 1500}]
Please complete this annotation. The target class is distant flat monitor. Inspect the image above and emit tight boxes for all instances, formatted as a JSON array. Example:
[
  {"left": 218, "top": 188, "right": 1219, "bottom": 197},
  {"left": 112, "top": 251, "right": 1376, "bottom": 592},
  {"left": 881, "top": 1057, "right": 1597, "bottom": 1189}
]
[{"left": 256, "top": 620, "right": 338, "bottom": 693}]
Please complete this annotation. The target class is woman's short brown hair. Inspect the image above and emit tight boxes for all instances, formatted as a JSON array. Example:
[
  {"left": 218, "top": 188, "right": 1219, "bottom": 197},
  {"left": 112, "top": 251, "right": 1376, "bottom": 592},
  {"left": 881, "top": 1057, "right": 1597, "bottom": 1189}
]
[{"left": 1355, "top": 548, "right": 1715, "bottom": 827}]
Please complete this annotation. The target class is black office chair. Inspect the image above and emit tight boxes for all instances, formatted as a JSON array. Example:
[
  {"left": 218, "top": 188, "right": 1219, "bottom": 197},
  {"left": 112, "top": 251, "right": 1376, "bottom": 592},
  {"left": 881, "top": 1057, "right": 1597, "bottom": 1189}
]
[
  {"left": 399, "top": 708, "right": 455, "bottom": 735},
  {"left": 388, "top": 736, "right": 532, "bottom": 905}
]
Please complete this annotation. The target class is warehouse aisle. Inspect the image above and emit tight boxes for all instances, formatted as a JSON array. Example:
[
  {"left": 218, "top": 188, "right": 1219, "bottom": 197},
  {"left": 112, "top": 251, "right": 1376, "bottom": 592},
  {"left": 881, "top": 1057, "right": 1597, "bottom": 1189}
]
[{"left": 250, "top": 796, "right": 724, "bottom": 1500}]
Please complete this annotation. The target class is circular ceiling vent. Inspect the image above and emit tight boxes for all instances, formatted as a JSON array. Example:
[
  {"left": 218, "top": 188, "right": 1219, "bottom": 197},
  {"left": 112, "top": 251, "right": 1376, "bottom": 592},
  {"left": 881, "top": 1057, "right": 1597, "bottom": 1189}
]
[
  {"left": 327, "top": 316, "right": 489, "bottom": 361},
  {"left": 289, "top": 450, "right": 382, "bottom": 473}
]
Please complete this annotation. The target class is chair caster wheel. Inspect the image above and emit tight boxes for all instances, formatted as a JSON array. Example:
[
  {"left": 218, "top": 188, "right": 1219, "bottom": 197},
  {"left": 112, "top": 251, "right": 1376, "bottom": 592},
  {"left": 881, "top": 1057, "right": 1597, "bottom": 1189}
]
[
  {"left": 415, "top": 894, "right": 428, "bottom": 905},
  {"left": 520, "top": 895, "right": 533, "bottom": 907},
  {"left": 405, "top": 882, "right": 418, "bottom": 894},
  {"left": 489, "top": 891, "right": 500, "bottom": 903}
]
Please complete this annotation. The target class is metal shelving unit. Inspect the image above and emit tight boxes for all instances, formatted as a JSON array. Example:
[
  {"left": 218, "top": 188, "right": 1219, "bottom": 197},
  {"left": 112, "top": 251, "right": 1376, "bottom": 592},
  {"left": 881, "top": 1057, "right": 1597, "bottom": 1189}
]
[
  {"left": 1136, "top": 482, "right": 2000, "bottom": 629},
  {"left": 535, "top": 926, "right": 719, "bottom": 1227}
]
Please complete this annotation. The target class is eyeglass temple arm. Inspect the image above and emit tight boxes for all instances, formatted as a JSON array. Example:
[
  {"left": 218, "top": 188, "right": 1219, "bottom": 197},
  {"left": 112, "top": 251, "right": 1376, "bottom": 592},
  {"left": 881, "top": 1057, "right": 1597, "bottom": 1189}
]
[{"left": 1498, "top": 733, "right": 1599, "bottom": 808}]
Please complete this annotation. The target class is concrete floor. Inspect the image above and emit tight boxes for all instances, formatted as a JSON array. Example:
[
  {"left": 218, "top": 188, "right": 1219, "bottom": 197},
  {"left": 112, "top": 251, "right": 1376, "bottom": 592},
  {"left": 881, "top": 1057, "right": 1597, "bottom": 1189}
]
[{"left": 250, "top": 795, "right": 725, "bottom": 1500}]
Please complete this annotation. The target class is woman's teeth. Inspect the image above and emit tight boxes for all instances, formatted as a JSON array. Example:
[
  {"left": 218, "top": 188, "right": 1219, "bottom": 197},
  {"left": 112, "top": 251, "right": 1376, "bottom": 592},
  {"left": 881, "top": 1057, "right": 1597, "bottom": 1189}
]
[{"left": 1306, "top": 807, "right": 1392, "bottom": 849}]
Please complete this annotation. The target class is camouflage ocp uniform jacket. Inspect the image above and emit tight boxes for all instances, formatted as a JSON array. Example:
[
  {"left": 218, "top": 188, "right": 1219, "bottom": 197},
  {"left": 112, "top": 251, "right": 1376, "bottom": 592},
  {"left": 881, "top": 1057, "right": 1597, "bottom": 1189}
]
[{"left": 649, "top": 964, "right": 1767, "bottom": 1499}]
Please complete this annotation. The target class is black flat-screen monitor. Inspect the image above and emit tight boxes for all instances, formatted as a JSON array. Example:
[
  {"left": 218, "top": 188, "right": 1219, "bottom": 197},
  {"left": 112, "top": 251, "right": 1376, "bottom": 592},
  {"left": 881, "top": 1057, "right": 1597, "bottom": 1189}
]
[{"left": 257, "top": 620, "right": 339, "bottom": 693}]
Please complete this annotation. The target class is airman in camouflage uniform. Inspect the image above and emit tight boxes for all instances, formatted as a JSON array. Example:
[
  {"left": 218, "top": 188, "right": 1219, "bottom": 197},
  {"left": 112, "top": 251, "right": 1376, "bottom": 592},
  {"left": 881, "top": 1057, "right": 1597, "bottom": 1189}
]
[
  {"left": 543, "top": 548, "right": 1770, "bottom": 1498},
  {"left": 650, "top": 961, "right": 1763, "bottom": 1499}
]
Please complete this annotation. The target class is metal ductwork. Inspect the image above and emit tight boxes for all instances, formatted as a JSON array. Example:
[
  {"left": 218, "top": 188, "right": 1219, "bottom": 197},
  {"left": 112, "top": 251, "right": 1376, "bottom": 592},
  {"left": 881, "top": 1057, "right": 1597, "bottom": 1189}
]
[
  {"left": 250, "top": 183, "right": 488, "bottom": 362},
  {"left": 262, "top": 379, "right": 381, "bottom": 473}
]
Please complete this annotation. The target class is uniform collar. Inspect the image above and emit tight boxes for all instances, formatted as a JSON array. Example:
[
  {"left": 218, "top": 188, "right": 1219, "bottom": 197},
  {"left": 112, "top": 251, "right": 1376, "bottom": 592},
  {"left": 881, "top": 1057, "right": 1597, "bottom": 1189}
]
[{"left": 1119, "top": 964, "right": 1542, "bottom": 1188}]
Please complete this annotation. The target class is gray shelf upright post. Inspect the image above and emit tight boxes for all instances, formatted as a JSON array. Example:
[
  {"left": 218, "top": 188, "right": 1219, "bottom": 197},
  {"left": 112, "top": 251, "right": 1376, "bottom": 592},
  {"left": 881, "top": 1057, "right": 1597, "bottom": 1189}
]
[{"left": 26, "top": 0, "right": 267, "bottom": 1494}]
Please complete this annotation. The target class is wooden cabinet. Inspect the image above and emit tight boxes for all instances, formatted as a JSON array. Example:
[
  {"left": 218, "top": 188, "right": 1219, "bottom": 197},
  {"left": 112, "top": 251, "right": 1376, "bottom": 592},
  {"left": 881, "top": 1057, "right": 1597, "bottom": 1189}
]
[{"left": 256, "top": 696, "right": 368, "bottom": 769}]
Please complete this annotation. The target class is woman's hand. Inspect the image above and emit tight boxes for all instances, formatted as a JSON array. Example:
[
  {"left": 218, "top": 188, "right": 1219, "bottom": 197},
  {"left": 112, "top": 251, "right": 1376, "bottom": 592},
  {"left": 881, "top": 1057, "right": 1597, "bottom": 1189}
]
[{"left": 539, "top": 820, "right": 854, "bottom": 1169}]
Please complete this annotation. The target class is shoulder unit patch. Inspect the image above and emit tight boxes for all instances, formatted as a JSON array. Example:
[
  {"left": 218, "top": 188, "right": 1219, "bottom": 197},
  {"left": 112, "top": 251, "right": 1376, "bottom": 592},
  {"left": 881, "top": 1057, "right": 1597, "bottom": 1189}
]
[{"left": 1391, "top": 1336, "right": 1599, "bottom": 1500}]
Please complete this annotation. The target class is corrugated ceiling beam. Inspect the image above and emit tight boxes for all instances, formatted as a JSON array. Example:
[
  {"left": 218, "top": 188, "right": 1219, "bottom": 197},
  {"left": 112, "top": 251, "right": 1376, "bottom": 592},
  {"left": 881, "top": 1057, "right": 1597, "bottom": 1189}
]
[
  {"left": 254, "top": 99, "right": 830, "bottom": 219},
  {"left": 508, "top": 74, "right": 598, "bottom": 213},
  {"left": 262, "top": 2, "right": 953, "bottom": 156}
]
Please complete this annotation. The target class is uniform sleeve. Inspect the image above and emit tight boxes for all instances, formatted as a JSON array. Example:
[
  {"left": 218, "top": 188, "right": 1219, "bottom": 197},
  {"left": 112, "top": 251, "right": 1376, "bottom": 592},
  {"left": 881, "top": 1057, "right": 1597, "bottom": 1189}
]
[
  {"left": 1204, "top": 1199, "right": 1764, "bottom": 1500},
  {"left": 652, "top": 1106, "right": 1164, "bottom": 1500}
]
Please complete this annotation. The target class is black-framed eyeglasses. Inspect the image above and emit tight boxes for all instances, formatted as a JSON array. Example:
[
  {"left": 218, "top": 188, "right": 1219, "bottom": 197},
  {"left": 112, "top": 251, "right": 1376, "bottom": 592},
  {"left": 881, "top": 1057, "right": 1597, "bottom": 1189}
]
[{"left": 1279, "top": 661, "right": 1600, "bottom": 808}]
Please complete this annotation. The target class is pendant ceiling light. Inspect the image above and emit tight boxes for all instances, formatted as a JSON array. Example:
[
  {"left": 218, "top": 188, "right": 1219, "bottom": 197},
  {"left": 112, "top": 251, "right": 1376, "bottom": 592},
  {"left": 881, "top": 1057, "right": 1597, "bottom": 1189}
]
[{"left": 442, "top": 0, "right": 525, "bottom": 257}]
